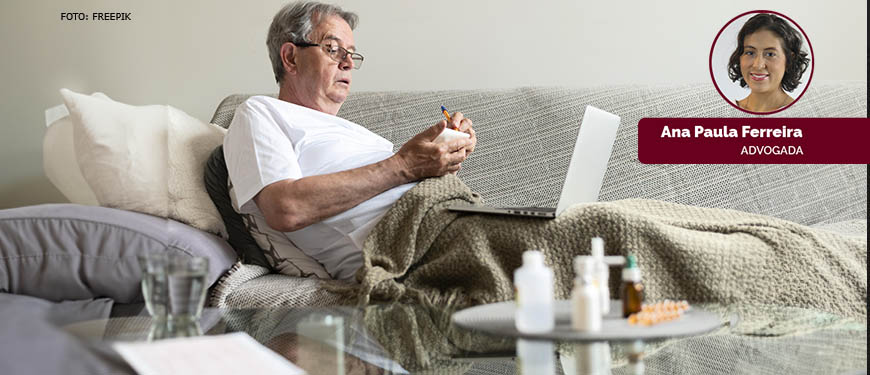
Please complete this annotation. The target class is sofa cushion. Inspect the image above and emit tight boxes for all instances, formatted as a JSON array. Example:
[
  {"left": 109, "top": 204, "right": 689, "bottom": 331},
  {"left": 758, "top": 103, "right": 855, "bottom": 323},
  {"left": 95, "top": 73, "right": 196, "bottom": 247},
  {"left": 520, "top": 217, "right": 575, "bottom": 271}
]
[
  {"left": 59, "top": 88, "right": 227, "bottom": 237},
  {"left": 222, "top": 272, "right": 350, "bottom": 308},
  {"left": 241, "top": 212, "right": 332, "bottom": 279},
  {"left": 204, "top": 146, "right": 271, "bottom": 268},
  {"left": 0, "top": 204, "right": 237, "bottom": 303},
  {"left": 203, "top": 145, "right": 330, "bottom": 277}
]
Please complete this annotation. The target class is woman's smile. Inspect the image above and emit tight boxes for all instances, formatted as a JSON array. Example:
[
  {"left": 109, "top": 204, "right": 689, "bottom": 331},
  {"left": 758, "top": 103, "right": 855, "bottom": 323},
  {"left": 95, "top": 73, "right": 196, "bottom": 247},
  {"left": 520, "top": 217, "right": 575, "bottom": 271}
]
[{"left": 749, "top": 73, "right": 769, "bottom": 81}]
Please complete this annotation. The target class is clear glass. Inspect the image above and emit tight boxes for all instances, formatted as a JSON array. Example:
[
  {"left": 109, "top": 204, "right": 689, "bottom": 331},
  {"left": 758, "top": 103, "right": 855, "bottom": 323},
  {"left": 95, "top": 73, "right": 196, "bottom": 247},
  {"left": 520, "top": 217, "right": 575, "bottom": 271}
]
[
  {"left": 166, "top": 255, "right": 209, "bottom": 324},
  {"left": 138, "top": 253, "right": 169, "bottom": 320}
]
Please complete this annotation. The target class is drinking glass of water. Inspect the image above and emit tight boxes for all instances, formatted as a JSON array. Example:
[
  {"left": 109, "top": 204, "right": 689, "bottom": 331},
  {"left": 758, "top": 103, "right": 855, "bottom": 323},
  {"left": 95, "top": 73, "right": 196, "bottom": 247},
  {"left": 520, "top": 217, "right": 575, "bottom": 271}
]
[
  {"left": 166, "top": 255, "right": 209, "bottom": 324},
  {"left": 138, "top": 253, "right": 169, "bottom": 320}
]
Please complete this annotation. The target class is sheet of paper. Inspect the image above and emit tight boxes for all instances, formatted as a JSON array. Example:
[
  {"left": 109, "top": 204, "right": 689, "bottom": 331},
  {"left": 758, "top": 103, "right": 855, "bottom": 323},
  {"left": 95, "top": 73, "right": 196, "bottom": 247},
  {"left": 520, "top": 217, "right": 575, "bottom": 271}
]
[{"left": 113, "top": 332, "right": 305, "bottom": 375}]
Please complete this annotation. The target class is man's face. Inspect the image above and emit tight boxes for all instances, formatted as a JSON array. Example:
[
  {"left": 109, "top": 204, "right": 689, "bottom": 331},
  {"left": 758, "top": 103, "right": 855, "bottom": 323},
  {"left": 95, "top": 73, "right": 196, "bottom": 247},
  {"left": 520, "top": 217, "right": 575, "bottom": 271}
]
[
  {"left": 739, "top": 30, "right": 787, "bottom": 95},
  {"left": 289, "top": 15, "right": 355, "bottom": 115}
]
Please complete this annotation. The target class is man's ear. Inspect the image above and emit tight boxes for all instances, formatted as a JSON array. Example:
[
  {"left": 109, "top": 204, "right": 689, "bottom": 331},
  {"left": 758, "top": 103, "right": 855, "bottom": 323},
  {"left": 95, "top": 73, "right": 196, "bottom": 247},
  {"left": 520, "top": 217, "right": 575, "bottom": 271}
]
[{"left": 281, "top": 42, "right": 297, "bottom": 75}]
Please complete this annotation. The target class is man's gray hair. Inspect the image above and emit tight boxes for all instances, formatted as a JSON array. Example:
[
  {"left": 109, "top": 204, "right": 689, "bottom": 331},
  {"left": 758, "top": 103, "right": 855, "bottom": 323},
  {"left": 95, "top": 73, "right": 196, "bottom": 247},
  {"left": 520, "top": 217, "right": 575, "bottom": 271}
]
[{"left": 267, "top": 1, "right": 358, "bottom": 84}]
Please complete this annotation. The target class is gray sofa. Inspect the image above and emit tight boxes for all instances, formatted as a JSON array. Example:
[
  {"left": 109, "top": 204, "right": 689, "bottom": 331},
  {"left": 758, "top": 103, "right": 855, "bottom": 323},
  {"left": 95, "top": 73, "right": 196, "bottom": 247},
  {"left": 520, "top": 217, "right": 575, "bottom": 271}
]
[{"left": 205, "top": 81, "right": 867, "bottom": 309}]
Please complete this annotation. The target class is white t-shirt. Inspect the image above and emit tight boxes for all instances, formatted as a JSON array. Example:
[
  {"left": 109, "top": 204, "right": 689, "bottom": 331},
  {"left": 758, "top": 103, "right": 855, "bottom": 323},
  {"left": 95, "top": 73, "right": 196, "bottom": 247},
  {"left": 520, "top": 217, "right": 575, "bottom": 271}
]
[{"left": 223, "top": 96, "right": 417, "bottom": 280}]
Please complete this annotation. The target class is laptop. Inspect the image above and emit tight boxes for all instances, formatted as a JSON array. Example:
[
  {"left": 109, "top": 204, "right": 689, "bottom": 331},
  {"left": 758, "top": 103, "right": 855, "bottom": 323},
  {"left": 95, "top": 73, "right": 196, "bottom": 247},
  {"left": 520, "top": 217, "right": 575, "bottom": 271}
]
[{"left": 448, "top": 105, "right": 620, "bottom": 218}]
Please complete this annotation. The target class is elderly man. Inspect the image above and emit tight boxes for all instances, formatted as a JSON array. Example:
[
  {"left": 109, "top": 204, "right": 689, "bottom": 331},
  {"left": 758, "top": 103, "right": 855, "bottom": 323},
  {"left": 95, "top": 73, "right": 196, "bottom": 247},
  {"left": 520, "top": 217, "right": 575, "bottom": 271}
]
[{"left": 223, "top": 1, "right": 476, "bottom": 281}]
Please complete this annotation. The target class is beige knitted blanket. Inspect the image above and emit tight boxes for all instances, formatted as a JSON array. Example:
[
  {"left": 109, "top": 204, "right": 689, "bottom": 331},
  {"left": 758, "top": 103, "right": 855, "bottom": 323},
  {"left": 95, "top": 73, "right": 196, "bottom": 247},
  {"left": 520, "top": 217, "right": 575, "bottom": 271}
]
[{"left": 343, "top": 174, "right": 866, "bottom": 320}]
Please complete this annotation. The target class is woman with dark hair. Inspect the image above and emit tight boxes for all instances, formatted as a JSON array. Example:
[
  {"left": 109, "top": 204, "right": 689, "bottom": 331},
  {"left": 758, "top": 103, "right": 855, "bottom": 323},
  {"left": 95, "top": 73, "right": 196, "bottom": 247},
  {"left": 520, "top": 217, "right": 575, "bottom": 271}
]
[{"left": 728, "top": 13, "right": 810, "bottom": 112}]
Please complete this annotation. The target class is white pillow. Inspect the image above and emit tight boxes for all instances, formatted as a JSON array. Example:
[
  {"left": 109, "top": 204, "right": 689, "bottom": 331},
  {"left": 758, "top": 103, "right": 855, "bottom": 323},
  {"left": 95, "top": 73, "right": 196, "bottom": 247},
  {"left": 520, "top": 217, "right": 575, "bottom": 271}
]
[
  {"left": 42, "top": 92, "right": 112, "bottom": 206},
  {"left": 59, "top": 89, "right": 227, "bottom": 237},
  {"left": 43, "top": 116, "right": 99, "bottom": 206}
]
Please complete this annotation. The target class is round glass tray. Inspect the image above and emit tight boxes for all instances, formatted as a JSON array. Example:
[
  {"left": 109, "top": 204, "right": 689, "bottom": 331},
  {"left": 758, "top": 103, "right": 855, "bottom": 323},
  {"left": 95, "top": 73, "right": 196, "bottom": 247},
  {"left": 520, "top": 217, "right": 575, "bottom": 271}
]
[{"left": 452, "top": 300, "right": 723, "bottom": 342}]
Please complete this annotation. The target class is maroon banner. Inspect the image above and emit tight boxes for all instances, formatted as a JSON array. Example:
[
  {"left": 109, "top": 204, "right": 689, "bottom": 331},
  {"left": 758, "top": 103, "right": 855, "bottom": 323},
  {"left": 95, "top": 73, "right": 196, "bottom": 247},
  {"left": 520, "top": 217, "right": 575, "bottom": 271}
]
[{"left": 638, "top": 118, "right": 870, "bottom": 164}]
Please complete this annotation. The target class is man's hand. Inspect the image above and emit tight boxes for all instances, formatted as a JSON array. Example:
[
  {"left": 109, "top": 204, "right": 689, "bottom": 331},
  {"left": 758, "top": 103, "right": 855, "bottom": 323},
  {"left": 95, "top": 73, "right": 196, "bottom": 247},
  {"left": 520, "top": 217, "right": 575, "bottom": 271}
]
[
  {"left": 448, "top": 112, "right": 476, "bottom": 155},
  {"left": 394, "top": 121, "right": 473, "bottom": 181}
]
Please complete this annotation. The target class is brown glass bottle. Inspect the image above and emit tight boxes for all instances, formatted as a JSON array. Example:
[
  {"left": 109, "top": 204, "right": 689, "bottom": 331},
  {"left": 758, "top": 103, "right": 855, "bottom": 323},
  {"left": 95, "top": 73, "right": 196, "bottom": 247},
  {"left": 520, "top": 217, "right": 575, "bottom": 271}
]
[{"left": 621, "top": 254, "right": 644, "bottom": 318}]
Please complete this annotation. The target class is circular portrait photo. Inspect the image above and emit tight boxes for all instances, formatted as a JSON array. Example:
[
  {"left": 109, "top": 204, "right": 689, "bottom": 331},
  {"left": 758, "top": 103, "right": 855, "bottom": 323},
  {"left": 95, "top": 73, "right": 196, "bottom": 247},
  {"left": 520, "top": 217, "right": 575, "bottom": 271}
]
[{"left": 710, "top": 10, "right": 813, "bottom": 115}]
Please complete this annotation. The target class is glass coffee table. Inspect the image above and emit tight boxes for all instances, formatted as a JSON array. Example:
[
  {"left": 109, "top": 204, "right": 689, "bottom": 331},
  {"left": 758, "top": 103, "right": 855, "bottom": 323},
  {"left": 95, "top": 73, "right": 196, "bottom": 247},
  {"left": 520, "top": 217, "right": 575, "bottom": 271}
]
[{"left": 63, "top": 302, "right": 867, "bottom": 375}]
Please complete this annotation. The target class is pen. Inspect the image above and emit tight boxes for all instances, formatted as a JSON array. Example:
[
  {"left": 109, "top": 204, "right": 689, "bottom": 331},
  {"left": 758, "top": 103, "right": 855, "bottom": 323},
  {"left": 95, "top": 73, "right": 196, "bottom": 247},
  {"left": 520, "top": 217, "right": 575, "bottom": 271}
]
[{"left": 440, "top": 105, "right": 457, "bottom": 129}]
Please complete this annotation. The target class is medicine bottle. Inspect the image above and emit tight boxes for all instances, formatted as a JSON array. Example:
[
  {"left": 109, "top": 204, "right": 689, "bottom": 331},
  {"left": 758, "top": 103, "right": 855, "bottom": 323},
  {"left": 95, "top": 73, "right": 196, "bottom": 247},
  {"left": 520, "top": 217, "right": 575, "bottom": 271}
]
[
  {"left": 621, "top": 254, "right": 644, "bottom": 318},
  {"left": 571, "top": 256, "right": 602, "bottom": 332},
  {"left": 514, "top": 250, "right": 554, "bottom": 333},
  {"left": 590, "top": 237, "right": 611, "bottom": 315}
]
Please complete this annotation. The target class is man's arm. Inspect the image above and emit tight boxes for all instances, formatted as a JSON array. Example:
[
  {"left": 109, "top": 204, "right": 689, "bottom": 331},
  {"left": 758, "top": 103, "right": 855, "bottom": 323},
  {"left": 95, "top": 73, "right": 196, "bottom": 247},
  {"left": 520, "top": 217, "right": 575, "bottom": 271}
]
[{"left": 255, "top": 121, "right": 472, "bottom": 232}]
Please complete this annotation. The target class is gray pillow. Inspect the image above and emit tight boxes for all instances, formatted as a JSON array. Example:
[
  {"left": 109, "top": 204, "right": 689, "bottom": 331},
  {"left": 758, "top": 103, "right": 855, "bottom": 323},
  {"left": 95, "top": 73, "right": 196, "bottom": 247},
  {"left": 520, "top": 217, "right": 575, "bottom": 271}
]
[
  {"left": 0, "top": 204, "right": 237, "bottom": 303},
  {"left": 0, "top": 293, "right": 133, "bottom": 375}
]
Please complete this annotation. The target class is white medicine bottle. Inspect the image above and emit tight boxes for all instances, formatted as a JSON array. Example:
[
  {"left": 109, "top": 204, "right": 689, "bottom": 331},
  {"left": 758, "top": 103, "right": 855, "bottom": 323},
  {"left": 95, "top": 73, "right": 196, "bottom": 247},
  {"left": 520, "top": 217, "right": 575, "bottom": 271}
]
[
  {"left": 590, "top": 237, "right": 611, "bottom": 315},
  {"left": 514, "top": 250, "right": 554, "bottom": 333},
  {"left": 571, "top": 256, "right": 602, "bottom": 332}
]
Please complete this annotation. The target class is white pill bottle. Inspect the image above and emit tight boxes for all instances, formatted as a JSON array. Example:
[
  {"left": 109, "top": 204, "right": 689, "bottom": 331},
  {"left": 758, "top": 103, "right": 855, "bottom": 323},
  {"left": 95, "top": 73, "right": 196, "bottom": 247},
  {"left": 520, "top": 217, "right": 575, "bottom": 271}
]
[
  {"left": 571, "top": 256, "right": 602, "bottom": 332},
  {"left": 514, "top": 250, "right": 555, "bottom": 333},
  {"left": 590, "top": 237, "right": 611, "bottom": 315}
]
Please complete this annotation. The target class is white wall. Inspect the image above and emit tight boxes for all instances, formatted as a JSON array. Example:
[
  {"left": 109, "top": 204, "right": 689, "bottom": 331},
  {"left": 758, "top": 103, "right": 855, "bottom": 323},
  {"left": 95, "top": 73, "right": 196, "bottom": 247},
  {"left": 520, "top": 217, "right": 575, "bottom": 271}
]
[{"left": 0, "top": 0, "right": 865, "bottom": 207}]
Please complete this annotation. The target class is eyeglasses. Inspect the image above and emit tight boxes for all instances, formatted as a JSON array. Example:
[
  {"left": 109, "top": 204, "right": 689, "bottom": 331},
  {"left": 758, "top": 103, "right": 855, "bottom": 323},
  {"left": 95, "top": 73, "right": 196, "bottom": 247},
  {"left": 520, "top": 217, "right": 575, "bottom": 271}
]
[{"left": 295, "top": 41, "right": 364, "bottom": 69}]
